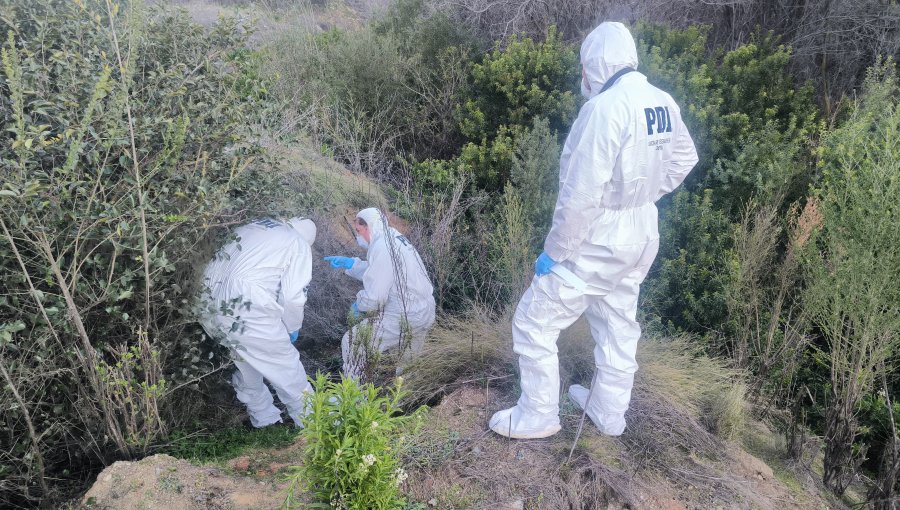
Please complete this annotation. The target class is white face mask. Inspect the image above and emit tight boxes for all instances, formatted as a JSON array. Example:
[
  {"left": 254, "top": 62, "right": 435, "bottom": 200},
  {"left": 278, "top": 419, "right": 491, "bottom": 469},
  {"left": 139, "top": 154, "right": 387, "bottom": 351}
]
[
  {"left": 581, "top": 76, "right": 592, "bottom": 99},
  {"left": 355, "top": 234, "right": 369, "bottom": 249}
]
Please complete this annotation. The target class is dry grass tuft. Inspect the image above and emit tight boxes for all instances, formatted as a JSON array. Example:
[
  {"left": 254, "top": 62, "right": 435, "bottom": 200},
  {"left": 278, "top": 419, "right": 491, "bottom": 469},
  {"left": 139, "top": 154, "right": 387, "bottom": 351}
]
[
  {"left": 400, "top": 311, "right": 516, "bottom": 407},
  {"left": 624, "top": 337, "right": 744, "bottom": 471}
]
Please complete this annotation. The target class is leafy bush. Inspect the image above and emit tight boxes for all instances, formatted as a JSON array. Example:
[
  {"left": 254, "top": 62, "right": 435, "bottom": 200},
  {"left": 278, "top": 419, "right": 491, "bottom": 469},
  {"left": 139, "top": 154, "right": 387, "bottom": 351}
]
[
  {"left": 458, "top": 26, "right": 578, "bottom": 190},
  {"left": 507, "top": 117, "right": 560, "bottom": 242},
  {"left": 0, "top": 0, "right": 281, "bottom": 505},
  {"left": 265, "top": 1, "right": 474, "bottom": 177},
  {"left": 800, "top": 62, "right": 899, "bottom": 496},
  {"left": 635, "top": 24, "right": 818, "bottom": 208},
  {"left": 635, "top": 24, "right": 821, "bottom": 338},
  {"left": 642, "top": 190, "right": 733, "bottom": 336},
  {"left": 285, "top": 374, "right": 423, "bottom": 509},
  {"left": 721, "top": 200, "right": 813, "bottom": 404}
]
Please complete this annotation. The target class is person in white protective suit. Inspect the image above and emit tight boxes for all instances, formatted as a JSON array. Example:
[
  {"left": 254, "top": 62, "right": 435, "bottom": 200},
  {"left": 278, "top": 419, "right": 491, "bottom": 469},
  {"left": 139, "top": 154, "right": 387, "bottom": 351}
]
[
  {"left": 489, "top": 22, "right": 699, "bottom": 439},
  {"left": 199, "top": 217, "right": 317, "bottom": 428},
  {"left": 324, "top": 208, "right": 436, "bottom": 380}
]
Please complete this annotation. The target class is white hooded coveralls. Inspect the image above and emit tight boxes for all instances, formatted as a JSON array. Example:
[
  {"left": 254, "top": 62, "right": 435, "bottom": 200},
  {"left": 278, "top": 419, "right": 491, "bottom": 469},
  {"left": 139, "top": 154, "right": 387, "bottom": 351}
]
[
  {"left": 341, "top": 208, "right": 436, "bottom": 379},
  {"left": 200, "top": 218, "right": 315, "bottom": 427},
  {"left": 491, "top": 22, "right": 699, "bottom": 438}
]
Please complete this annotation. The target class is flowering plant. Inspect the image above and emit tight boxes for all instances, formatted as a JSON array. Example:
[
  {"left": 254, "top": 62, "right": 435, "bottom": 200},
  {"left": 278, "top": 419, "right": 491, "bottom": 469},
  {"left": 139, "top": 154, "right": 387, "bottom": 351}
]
[{"left": 284, "top": 373, "right": 422, "bottom": 509}]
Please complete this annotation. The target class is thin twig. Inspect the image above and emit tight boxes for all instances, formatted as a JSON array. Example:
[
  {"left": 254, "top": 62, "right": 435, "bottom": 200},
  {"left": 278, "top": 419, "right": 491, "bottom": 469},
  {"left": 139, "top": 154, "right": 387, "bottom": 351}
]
[
  {"left": 0, "top": 353, "right": 50, "bottom": 503},
  {"left": 105, "top": 0, "right": 152, "bottom": 332},
  {"left": 567, "top": 366, "right": 598, "bottom": 465}
]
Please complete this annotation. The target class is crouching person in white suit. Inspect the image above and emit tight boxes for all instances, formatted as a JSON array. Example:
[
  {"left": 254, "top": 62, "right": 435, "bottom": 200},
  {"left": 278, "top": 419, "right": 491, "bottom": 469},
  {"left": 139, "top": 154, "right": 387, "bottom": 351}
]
[
  {"left": 200, "top": 217, "right": 317, "bottom": 428},
  {"left": 324, "top": 208, "right": 436, "bottom": 380}
]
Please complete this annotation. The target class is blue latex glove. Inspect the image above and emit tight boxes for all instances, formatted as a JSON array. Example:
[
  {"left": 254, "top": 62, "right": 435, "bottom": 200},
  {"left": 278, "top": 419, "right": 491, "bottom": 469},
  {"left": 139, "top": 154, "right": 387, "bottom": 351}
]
[
  {"left": 534, "top": 252, "right": 557, "bottom": 277},
  {"left": 324, "top": 256, "right": 355, "bottom": 270},
  {"left": 350, "top": 302, "right": 361, "bottom": 319},
  {"left": 288, "top": 330, "right": 300, "bottom": 344}
]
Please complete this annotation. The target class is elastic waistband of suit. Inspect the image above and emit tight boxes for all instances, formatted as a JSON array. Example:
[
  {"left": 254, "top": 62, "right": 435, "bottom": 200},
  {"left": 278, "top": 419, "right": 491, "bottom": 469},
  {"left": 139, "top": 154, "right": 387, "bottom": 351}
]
[{"left": 598, "top": 201, "right": 657, "bottom": 212}]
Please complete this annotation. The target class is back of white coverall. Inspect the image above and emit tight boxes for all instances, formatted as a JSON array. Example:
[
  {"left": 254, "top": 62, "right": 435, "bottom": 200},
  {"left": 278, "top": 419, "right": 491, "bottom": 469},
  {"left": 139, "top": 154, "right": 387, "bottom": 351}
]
[
  {"left": 490, "top": 22, "right": 699, "bottom": 438},
  {"left": 341, "top": 208, "right": 436, "bottom": 379},
  {"left": 200, "top": 219, "right": 313, "bottom": 427}
]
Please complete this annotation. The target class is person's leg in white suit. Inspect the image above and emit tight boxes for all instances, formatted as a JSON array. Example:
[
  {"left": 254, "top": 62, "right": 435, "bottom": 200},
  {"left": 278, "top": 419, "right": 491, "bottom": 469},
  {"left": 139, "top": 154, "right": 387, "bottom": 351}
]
[
  {"left": 489, "top": 274, "right": 587, "bottom": 439},
  {"left": 568, "top": 241, "right": 657, "bottom": 436},
  {"left": 227, "top": 313, "right": 313, "bottom": 427},
  {"left": 568, "top": 273, "right": 642, "bottom": 435},
  {"left": 341, "top": 310, "right": 435, "bottom": 380}
]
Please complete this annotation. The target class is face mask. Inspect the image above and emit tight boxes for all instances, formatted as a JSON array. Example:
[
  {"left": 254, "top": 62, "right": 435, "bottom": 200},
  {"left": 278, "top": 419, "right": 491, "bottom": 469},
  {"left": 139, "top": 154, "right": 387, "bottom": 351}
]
[
  {"left": 581, "top": 76, "right": 591, "bottom": 99},
  {"left": 355, "top": 234, "right": 369, "bottom": 249}
]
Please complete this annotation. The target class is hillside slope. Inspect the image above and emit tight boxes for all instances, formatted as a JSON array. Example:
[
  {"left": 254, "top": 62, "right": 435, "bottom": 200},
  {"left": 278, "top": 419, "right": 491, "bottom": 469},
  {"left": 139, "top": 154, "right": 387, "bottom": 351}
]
[{"left": 79, "top": 320, "right": 845, "bottom": 509}]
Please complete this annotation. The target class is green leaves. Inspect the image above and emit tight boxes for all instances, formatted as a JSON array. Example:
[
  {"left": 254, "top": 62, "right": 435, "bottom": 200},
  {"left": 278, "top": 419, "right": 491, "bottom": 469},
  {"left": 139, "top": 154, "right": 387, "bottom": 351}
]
[
  {"left": 286, "top": 374, "right": 423, "bottom": 510},
  {"left": 0, "top": 0, "right": 283, "bottom": 504},
  {"left": 0, "top": 321, "right": 26, "bottom": 346},
  {"left": 458, "top": 27, "right": 577, "bottom": 191}
]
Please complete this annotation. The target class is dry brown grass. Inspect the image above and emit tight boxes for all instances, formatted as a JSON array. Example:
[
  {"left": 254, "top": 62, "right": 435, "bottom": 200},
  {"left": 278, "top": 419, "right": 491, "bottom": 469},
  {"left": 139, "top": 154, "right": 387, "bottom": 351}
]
[{"left": 399, "top": 310, "right": 516, "bottom": 408}]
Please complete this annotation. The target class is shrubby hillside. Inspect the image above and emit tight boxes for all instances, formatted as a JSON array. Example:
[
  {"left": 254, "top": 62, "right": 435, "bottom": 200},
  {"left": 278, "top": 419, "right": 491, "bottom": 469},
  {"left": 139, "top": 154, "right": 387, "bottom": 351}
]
[{"left": 0, "top": 0, "right": 897, "bottom": 508}]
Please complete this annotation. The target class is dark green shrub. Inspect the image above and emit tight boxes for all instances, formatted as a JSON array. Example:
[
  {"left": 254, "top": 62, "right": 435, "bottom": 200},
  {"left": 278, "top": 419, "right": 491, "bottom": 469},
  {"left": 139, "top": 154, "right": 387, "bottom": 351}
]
[
  {"left": 800, "top": 62, "right": 899, "bottom": 495},
  {"left": 0, "top": 0, "right": 281, "bottom": 504},
  {"left": 507, "top": 117, "right": 559, "bottom": 243},
  {"left": 457, "top": 26, "right": 578, "bottom": 190},
  {"left": 642, "top": 190, "right": 733, "bottom": 337},
  {"left": 635, "top": 24, "right": 819, "bottom": 207}
]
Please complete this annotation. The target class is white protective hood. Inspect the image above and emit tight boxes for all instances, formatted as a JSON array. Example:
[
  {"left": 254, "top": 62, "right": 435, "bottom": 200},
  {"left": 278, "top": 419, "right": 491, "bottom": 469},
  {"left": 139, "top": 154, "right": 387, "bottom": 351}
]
[
  {"left": 581, "top": 22, "right": 639, "bottom": 99},
  {"left": 287, "top": 217, "right": 317, "bottom": 245},
  {"left": 356, "top": 207, "right": 386, "bottom": 240}
]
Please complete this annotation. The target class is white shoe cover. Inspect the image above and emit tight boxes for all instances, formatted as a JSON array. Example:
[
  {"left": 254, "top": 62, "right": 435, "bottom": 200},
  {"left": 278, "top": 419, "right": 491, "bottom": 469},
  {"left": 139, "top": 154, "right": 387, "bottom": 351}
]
[
  {"left": 488, "top": 405, "right": 561, "bottom": 439},
  {"left": 568, "top": 384, "right": 626, "bottom": 436}
]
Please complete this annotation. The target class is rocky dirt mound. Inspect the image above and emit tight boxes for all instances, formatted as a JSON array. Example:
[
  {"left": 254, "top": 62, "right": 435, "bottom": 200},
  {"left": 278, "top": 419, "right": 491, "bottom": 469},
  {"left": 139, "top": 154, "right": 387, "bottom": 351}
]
[{"left": 81, "top": 454, "right": 290, "bottom": 510}]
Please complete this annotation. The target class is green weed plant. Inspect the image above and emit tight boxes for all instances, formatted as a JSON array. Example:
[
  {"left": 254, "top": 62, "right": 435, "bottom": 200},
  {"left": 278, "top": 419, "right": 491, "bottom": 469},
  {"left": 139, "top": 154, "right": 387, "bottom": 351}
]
[{"left": 284, "top": 374, "right": 423, "bottom": 509}]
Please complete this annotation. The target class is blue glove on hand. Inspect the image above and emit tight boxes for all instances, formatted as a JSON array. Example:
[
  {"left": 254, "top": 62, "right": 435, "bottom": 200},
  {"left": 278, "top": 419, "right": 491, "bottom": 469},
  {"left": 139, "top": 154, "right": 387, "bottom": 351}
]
[
  {"left": 534, "top": 252, "right": 557, "bottom": 277},
  {"left": 288, "top": 330, "right": 300, "bottom": 344},
  {"left": 349, "top": 302, "right": 361, "bottom": 319},
  {"left": 324, "top": 256, "right": 355, "bottom": 270}
]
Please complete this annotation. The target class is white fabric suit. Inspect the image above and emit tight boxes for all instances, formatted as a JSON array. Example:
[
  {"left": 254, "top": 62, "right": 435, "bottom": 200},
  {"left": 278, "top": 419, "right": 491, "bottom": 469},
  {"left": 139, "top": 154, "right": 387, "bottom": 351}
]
[
  {"left": 341, "top": 208, "right": 436, "bottom": 379},
  {"left": 200, "top": 218, "right": 315, "bottom": 427},
  {"left": 490, "top": 22, "right": 699, "bottom": 438}
]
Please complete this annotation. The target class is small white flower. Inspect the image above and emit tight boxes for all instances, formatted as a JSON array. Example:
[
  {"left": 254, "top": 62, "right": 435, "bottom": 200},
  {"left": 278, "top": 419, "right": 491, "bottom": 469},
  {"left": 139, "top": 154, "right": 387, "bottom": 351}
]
[
  {"left": 394, "top": 467, "right": 408, "bottom": 486},
  {"left": 335, "top": 449, "right": 343, "bottom": 458},
  {"left": 370, "top": 421, "right": 379, "bottom": 430},
  {"left": 362, "top": 454, "right": 376, "bottom": 467}
]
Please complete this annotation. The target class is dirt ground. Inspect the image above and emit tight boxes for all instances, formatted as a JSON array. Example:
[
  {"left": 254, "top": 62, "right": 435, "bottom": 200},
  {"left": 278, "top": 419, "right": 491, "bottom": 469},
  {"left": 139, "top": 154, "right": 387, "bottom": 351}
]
[
  {"left": 401, "top": 386, "right": 830, "bottom": 510},
  {"left": 78, "top": 385, "right": 839, "bottom": 510},
  {"left": 81, "top": 453, "right": 291, "bottom": 510}
]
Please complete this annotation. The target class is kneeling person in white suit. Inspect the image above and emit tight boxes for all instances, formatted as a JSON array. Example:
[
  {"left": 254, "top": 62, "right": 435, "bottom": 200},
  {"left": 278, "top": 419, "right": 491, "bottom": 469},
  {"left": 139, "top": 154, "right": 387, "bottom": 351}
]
[
  {"left": 325, "top": 208, "right": 436, "bottom": 380},
  {"left": 489, "top": 22, "right": 699, "bottom": 439},
  {"left": 200, "top": 217, "right": 317, "bottom": 428}
]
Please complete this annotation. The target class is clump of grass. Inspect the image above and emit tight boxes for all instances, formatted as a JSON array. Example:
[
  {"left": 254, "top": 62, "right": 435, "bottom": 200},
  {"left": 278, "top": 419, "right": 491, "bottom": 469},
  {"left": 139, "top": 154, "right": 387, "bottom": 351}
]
[
  {"left": 163, "top": 425, "right": 300, "bottom": 463},
  {"left": 620, "top": 335, "right": 748, "bottom": 496},
  {"left": 702, "top": 381, "right": 747, "bottom": 441},
  {"left": 399, "top": 311, "right": 515, "bottom": 407}
]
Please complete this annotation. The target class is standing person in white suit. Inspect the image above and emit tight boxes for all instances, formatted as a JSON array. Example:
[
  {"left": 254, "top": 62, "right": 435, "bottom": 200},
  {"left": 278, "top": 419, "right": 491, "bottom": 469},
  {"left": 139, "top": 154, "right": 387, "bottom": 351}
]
[
  {"left": 489, "top": 22, "right": 699, "bottom": 439},
  {"left": 324, "top": 208, "right": 436, "bottom": 380},
  {"left": 200, "top": 217, "right": 317, "bottom": 428}
]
